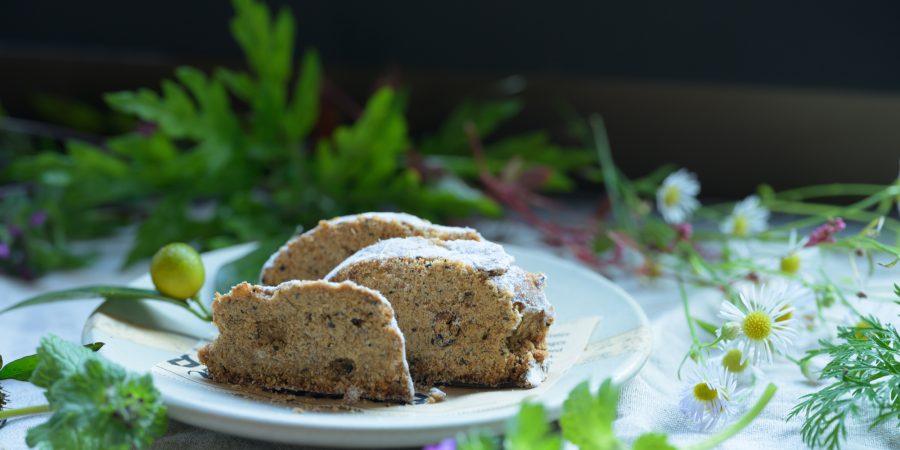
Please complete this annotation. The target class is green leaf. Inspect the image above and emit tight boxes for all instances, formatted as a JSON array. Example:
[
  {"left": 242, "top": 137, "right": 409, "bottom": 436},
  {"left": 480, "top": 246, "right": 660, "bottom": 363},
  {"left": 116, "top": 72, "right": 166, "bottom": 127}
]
[
  {"left": 25, "top": 336, "right": 166, "bottom": 450},
  {"left": 419, "top": 98, "right": 523, "bottom": 155},
  {"left": 231, "top": 0, "right": 294, "bottom": 84},
  {"left": 1, "top": 286, "right": 173, "bottom": 315},
  {"left": 29, "top": 335, "right": 96, "bottom": 388},
  {"left": 0, "top": 342, "right": 103, "bottom": 382},
  {"left": 285, "top": 49, "right": 322, "bottom": 140},
  {"left": 214, "top": 237, "right": 288, "bottom": 295},
  {"left": 105, "top": 85, "right": 199, "bottom": 140},
  {"left": 631, "top": 433, "right": 676, "bottom": 450},
  {"left": 458, "top": 433, "right": 500, "bottom": 450},
  {"left": 215, "top": 68, "right": 256, "bottom": 101},
  {"left": 504, "top": 402, "right": 562, "bottom": 450},
  {"left": 559, "top": 380, "right": 622, "bottom": 450},
  {"left": 312, "top": 87, "right": 410, "bottom": 210}
]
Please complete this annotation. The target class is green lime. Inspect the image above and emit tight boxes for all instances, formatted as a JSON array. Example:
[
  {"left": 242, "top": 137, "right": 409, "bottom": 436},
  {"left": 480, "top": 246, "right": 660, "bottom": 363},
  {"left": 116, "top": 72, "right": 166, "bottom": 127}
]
[{"left": 150, "top": 243, "right": 205, "bottom": 300}]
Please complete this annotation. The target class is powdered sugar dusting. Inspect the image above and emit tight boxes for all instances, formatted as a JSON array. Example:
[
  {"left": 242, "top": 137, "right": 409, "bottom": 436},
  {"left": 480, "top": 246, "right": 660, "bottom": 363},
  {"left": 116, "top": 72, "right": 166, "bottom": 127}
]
[
  {"left": 490, "top": 266, "right": 551, "bottom": 314},
  {"left": 331, "top": 212, "right": 432, "bottom": 228},
  {"left": 331, "top": 212, "right": 481, "bottom": 238},
  {"left": 325, "top": 237, "right": 514, "bottom": 279},
  {"left": 521, "top": 357, "right": 548, "bottom": 388}
]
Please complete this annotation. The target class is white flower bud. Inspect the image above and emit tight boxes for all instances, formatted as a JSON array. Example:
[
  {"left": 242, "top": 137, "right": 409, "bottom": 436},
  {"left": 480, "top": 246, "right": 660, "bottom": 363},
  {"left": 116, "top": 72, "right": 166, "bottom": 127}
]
[{"left": 718, "top": 321, "right": 741, "bottom": 341}]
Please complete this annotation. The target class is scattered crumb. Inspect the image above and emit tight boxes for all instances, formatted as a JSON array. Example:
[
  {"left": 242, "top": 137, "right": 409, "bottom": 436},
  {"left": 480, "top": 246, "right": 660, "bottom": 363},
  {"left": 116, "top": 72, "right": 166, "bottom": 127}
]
[{"left": 426, "top": 387, "right": 447, "bottom": 404}]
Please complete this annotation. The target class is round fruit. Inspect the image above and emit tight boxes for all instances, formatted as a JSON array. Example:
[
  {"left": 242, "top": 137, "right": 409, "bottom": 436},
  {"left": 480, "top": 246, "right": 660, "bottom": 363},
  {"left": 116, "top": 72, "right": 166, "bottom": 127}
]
[{"left": 150, "top": 243, "right": 205, "bottom": 300}]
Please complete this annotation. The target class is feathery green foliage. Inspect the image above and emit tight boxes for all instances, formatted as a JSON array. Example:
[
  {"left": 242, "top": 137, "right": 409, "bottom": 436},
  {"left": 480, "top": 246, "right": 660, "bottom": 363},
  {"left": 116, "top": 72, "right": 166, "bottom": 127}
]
[{"left": 788, "top": 302, "right": 900, "bottom": 450}]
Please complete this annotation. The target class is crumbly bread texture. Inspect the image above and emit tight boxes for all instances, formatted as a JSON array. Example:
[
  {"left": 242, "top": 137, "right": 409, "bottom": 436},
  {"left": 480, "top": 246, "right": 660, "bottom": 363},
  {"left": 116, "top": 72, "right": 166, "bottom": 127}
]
[
  {"left": 326, "top": 237, "right": 554, "bottom": 388},
  {"left": 198, "top": 281, "right": 415, "bottom": 403},
  {"left": 261, "top": 212, "right": 482, "bottom": 285}
]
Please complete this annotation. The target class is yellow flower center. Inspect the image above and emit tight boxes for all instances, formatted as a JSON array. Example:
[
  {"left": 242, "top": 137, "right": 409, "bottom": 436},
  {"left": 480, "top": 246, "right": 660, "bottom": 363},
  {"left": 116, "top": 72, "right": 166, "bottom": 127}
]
[
  {"left": 722, "top": 349, "right": 749, "bottom": 373},
  {"left": 693, "top": 382, "right": 719, "bottom": 402},
  {"left": 742, "top": 310, "right": 773, "bottom": 341},
  {"left": 775, "top": 304, "right": 793, "bottom": 322},
  {"left": 733, "top": 215, "right": 749, "bottom": 236},
  {"left": 663, "top": 186, "right": 680, "bottom": 207},
  {"left": 853, "top": 321, "right": 872, "bottom": 340},
  {"left": 780, "top": 253, "right": 801, "bottom": 274}
]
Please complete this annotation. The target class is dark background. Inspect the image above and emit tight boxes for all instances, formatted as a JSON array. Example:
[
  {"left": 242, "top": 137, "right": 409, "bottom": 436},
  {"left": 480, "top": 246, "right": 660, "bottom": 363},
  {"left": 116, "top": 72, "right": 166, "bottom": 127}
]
[{"left": 2, "top": 0, "right": 899, "bottom": 196}]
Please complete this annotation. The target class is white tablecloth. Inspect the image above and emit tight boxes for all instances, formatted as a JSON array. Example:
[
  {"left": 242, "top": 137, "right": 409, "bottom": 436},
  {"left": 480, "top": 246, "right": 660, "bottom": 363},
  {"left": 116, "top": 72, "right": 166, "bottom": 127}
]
[{"left": 0, "top": 226, "right": 897, "bottom": 449}]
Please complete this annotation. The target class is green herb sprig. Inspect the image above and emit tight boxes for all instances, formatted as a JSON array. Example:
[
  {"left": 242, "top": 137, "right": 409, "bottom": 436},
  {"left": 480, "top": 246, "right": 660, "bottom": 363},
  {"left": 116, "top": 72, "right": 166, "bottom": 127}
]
[
  {"left": 0, "top": 0, "right": 508, "bottom": 272},
  {"left": 787, "top": 286, "right": 900, "bottom": 450},
  {"left": 0, "top": 335, "right": 167, "bottom": 449}
]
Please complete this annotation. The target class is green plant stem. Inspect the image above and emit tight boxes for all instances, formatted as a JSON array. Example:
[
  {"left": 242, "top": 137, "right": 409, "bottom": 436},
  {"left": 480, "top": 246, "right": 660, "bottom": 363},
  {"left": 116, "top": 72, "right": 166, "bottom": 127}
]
[
  {"left": 679, "top": 279, "right": 700, "bottom": 348},
  {"left": 189, "top": 296, "right": 213, "bottom": 319},
  {"left": 684, "top": 383, "right": 778, "bottom": 450},
  {"left": 768, "top": 184, "right": 900, "bottom": 233},
  {"left": 0, "top": 404, "right": 50, "bottom": 420},
  {"left": 775, "top": 183, "right": 889, "bottom": 201},
  {"left": 590, "top": 114, "right": 633, "bottom": 234}
]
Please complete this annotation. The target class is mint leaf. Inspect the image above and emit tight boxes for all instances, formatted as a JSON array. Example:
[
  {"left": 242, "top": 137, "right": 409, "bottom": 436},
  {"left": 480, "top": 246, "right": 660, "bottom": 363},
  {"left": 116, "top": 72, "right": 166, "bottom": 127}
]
[
  {"left": 631, "top": 433, "right": 677, "bottom": 450},
  {"left": 559, "top": 380, "right": 622, "bottom": 450},
  {"left": 25, "top": 336, "right": 166, "bottom": 450},
  {"left": 0, "top": 342, "right": 103, "bottom": 382},
  {"left": 29, "top": 335, "right": 98, "bottom": 388},
  {"left": 504, "top": 402, "right": 562, "bottom": 450}
]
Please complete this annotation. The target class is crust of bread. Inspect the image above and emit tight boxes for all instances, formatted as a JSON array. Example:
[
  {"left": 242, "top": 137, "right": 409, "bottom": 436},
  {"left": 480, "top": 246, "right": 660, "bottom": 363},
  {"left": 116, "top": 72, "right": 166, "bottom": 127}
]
[{"left": 261, "top": 213, "right": 482, "bottom": 285}]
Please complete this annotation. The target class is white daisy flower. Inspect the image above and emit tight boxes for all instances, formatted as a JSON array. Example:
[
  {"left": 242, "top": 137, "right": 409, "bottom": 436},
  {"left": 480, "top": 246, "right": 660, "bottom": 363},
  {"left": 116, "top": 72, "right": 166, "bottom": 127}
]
[
  {"left": 679, "top": 363, "right": 738, "bottom": 430},
  {"left": 656, "top": 169, "right": 700, "bottom": 224},
  {"left": 777, "top": 229, "right": 818, "bottom": 279},
  {"left": 719, "top": 280, "right": 800, "bottom": 364},
  {"left": 718, "top": 347, "right": 755, "bottom": 388},
  {"left": 720, "top": 195, "right": 769, "bottom": 237}
]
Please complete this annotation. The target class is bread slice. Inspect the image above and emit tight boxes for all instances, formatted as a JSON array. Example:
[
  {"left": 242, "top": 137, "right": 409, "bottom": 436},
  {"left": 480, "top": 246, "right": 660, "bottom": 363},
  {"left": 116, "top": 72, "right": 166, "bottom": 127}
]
[
  {"left": 260, "top": 212, "right": 482, "bottom": 285},
  {"left": 198, "top": 281, "right": 415, "bottom": 403},
  {"left": 326, "top": 237, "right": 554, "bottom": 388}
]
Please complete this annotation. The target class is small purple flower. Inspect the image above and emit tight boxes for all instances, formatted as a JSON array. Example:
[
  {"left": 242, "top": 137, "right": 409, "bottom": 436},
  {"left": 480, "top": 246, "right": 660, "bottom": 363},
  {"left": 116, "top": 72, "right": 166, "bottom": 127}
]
[
  {"left": 29, "top": 211, "right": 48, "bottom": 227},
  {"left": 675, "top": 222, "right": 694, "bottom": 241},
  {"left": 8, "top": 225, "right": 21, "bottom": 238},
  {"left": 423, "top": 438, "right": 456, "bottom": 450},
  {"left": 805, "top": 217, "right": 846, "bottom": 247},
  {"left": 0, "top": 243, "right": 9, "bottom": 259}
]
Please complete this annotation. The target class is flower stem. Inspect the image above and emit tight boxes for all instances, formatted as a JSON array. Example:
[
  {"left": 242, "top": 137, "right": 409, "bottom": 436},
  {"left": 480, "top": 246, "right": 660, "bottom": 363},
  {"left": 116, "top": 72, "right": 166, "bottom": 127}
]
[
  {"left": 0, "top": 404, "right": 50, "bottom": 420},
  {"left": 684, "top": 383, "right": 778, "bottom": 450},
  {"left": 591, "top": 114, "right": 633, "bottom": 234},
  {"left": 679, "top": 279, "right": 700, "bottom": 347}
]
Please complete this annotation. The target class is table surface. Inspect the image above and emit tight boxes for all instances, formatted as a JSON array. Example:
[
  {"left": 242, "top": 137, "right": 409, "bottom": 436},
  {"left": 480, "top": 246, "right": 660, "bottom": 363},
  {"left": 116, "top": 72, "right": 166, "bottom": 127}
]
[{"left": 0, "top": 223, "right": 897, "bottom": 450}]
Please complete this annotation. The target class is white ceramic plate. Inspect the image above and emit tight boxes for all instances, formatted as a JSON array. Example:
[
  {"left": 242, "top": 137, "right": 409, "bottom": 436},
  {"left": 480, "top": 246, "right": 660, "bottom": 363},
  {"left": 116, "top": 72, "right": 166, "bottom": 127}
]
[{"left": 82, "top": 243, "right": 650, "bottom": 447}]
